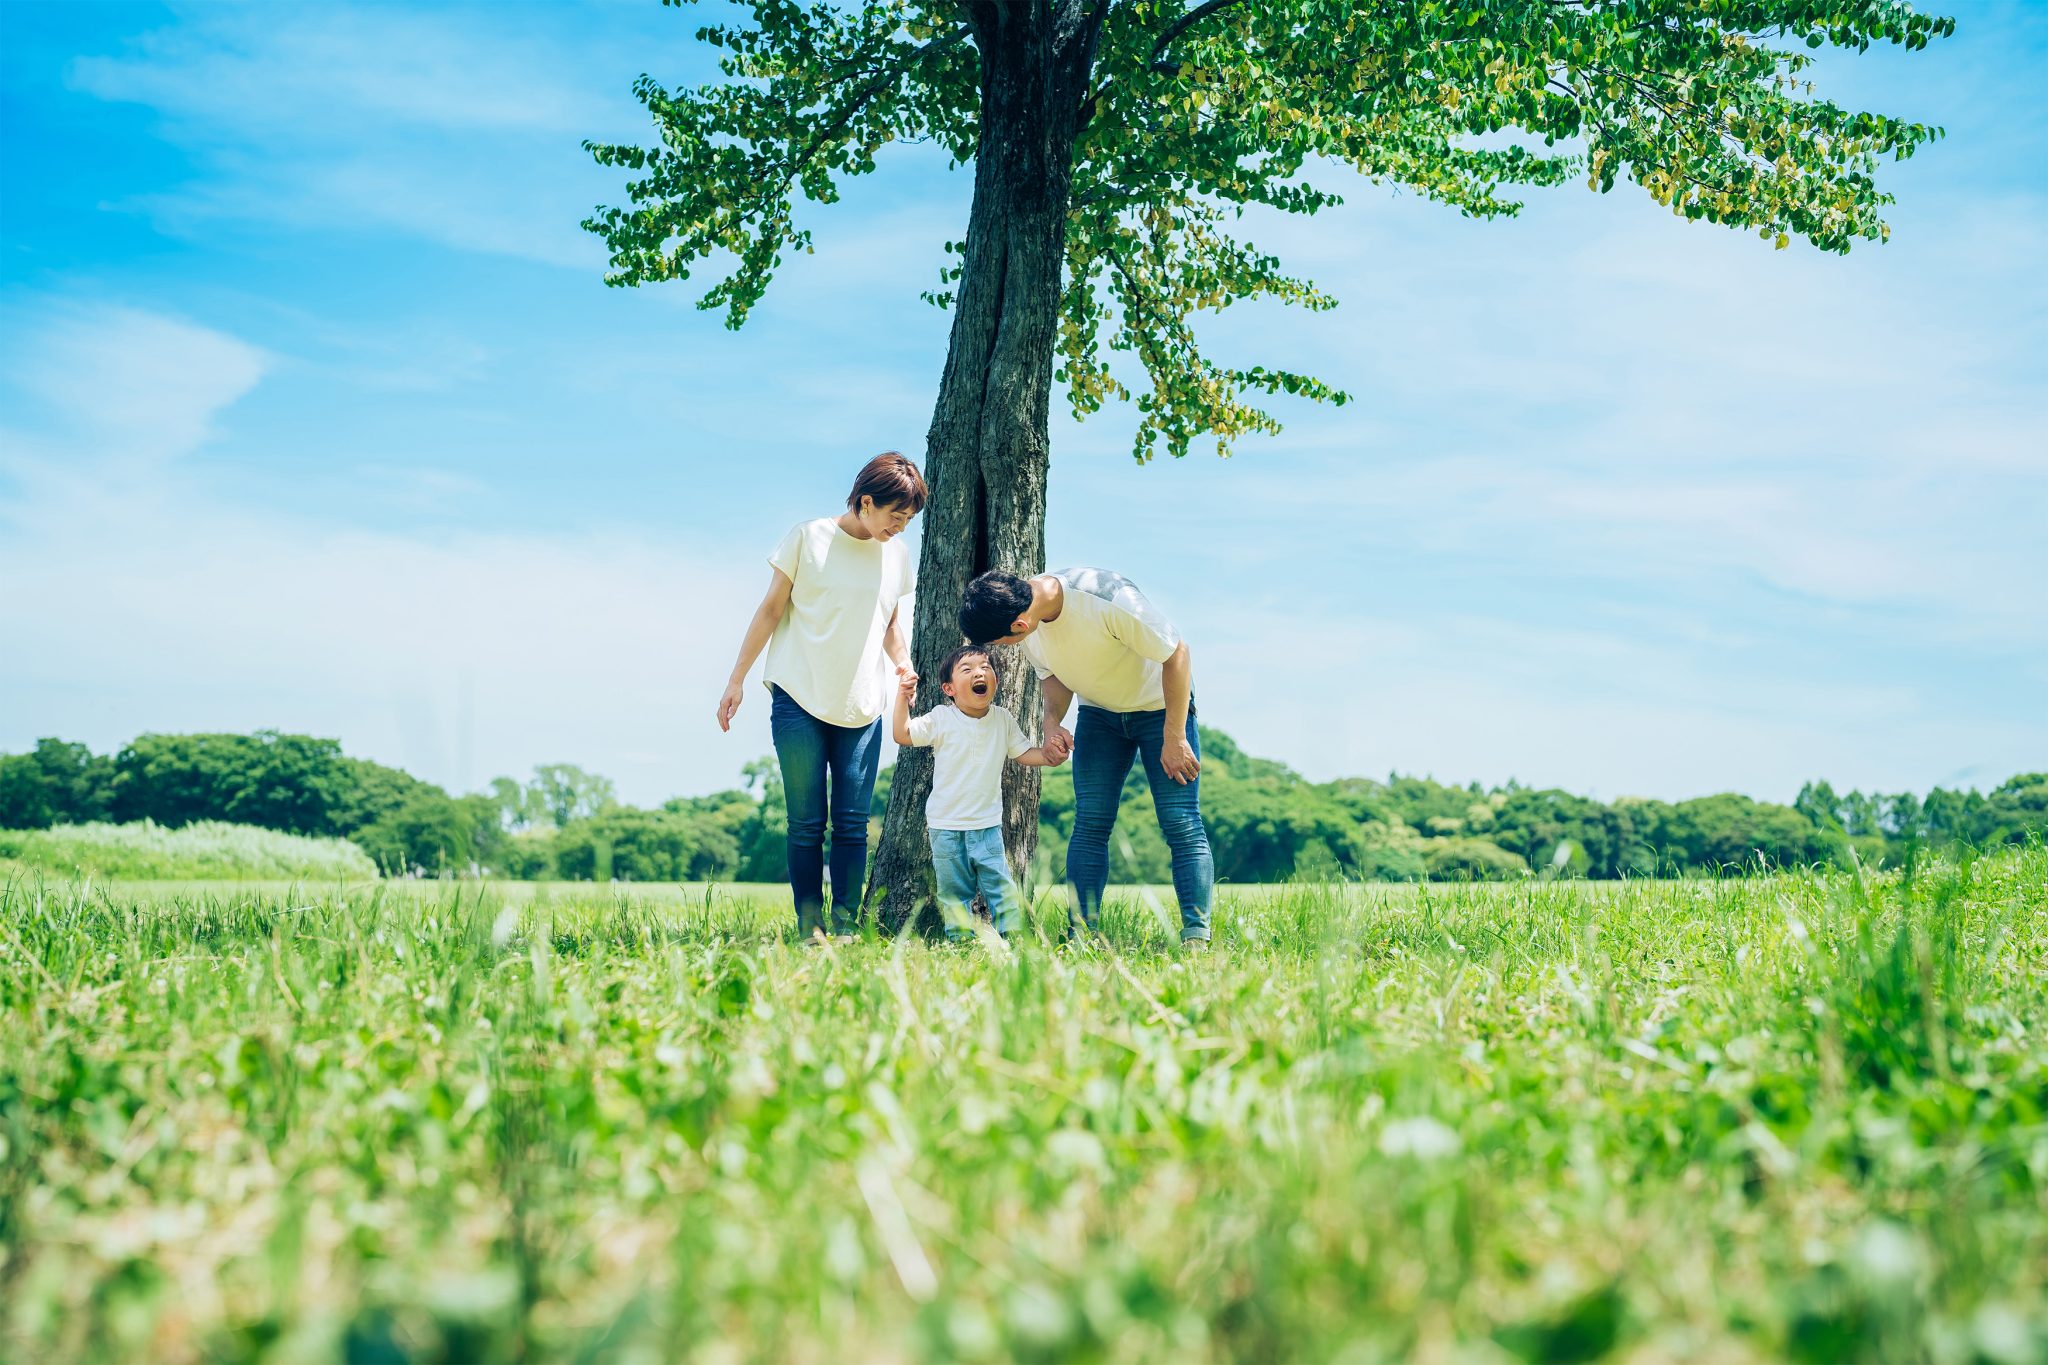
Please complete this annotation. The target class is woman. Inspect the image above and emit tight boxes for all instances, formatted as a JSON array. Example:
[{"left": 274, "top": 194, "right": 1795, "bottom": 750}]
[{"left": 718, "top": 453, "right": 926, "bottom": 941}]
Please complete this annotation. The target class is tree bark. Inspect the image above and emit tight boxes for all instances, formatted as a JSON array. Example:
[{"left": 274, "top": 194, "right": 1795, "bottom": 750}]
[{"left": 867, "top": 0, "right": 1101, "bottom": 934}]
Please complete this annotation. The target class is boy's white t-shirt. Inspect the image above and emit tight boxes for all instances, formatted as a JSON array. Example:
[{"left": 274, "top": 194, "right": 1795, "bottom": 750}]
[
  {"left": 762, "top": 518, "right": 915, "bottom": 728},
  {"left": 1019, "top": 567, "right": 1181, "bottom": 714},
  {"left": 905, "top": 703, "right": 1033, "bottom": 830}
]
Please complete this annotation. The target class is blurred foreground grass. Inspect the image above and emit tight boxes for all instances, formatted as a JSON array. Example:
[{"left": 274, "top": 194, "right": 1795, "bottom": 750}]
[{"left": 3, "top": 853, "right": 2044, "bottom": 1362}]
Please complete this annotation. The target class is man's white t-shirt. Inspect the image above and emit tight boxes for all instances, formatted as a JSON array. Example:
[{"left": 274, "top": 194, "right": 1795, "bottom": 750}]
[
  {"left": 762, "top": 518, "right": 915, "bottom": 727},
  {"left": 905, "top": 703, "right": 1033, "bottom": 830},
  {"left": 1019, "top": 568, "right": 1181, "bottom": 714}
]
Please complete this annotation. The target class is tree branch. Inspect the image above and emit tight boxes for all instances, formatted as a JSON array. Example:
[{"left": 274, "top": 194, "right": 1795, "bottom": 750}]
[
  {"left": 1149, "top": 0, "right": 1249, "bottom": 73},
  {"left": 783, "top": 26, "right": 972, "bottom": 183}
]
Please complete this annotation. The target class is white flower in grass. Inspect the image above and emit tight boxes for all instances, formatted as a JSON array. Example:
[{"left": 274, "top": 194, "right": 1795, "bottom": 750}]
[
  {"left": 1045, "top": 1128, "right": 1107, "bottom": 1176},
  {"left": 1851, "top": 1221, "right": 1923, "bottom": 1288},
  {"left": 1378, "top": 1115, "right": 1461, "bottom": 1161}
]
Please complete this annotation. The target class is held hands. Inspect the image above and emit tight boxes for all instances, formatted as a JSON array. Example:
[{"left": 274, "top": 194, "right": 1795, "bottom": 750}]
[
  {"left": 1161, "top": 732, "right": 1200, "bottom": 784},
  {"left": 1042, "top": 722, "right": 1074, "bottom": 765},
  {"left": 717, "top": 679, "right": 746, "bottom": 732},
  {"left": 896, "top": 666, "right": 919, "bottom": 700}
]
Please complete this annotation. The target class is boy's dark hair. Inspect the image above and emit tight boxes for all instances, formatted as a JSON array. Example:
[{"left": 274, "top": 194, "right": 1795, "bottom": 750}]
[
  {"left": 847, "top": 452, "right": 928, "bottom": 513},
  {"left": 937, "top": 644, "right": 998, "bottom": 690},
  {"left": 959, "top": 571, "right": 1033, "bottom": 644}
]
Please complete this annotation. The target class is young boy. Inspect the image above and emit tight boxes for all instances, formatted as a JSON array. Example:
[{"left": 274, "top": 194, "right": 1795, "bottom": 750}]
[{"left": 893, "top": 644, "right": 1066, "bottom": 941}]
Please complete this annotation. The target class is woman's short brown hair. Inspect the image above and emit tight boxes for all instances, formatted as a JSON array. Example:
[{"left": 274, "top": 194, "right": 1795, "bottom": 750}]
[{"left": 847, "top": 452, "right": 928, "bottom": 514}]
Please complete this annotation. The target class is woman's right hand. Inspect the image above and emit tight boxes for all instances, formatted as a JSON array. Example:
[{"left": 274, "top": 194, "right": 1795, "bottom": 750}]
[{"left": 717, "top": 679, "right": 746, "bottom": 732}]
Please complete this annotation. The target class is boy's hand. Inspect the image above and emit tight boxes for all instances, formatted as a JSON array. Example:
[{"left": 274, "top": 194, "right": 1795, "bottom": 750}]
[
  {"left": 896, "top": 668, "right": 918, "bottom": 699},
  {"left": 1042, "top": 743, "right": 1069, "bottom": 768}
]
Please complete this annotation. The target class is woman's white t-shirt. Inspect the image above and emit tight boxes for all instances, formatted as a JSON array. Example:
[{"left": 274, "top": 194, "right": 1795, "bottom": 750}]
[
  {"left": 905, "top": 703, "right": 1033, "bottom": 830},
  {"left": 762, "top": 518, "right": 914, "bottom": 728}
]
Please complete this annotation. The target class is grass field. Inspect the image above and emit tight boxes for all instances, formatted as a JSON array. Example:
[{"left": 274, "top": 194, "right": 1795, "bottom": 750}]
[{"left": 3, "top": 854, "right": 2043, "bottom": 1362}]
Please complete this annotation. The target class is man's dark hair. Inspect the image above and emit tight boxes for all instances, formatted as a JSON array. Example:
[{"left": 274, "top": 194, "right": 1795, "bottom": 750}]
[
  {"left": 959, "top": 572, "right": 1033, "bottom": 644},
  {"left": 937, "top": 644, "right": 998, "bottom": 691}
]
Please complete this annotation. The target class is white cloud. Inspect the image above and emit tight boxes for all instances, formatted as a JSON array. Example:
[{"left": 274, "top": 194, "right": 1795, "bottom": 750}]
[
  {"left": 1, "top": 475, "right": 769, "bottom": 800},
  {"left": 68, "top": 4, "right": 605, "bottom": 138},
  {"left": 118, "top": 157, "right": 608, "bottom": 271},
  {"left": 1051, "top": 173, "right": 2047, "bottom": 640},
  {"left": 0, "top": 305, "right": 780, "bottom": 803},
  {"left": 63, "top": 1, "right": 655, "bottom": 269},
  {"left": 1198, "top": 607, "right": 2038, "bottom": 804},
  {"left": 3, "top": 303, "right": 269, "bottom": 465}
]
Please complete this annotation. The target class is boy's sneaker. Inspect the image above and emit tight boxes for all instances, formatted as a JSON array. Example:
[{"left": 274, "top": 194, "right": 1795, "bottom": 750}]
[{"left": 1182, "top": 938, "right": 1211, "bottom": 954}]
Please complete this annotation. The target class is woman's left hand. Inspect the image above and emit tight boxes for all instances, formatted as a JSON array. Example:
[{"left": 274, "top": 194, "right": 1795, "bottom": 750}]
[{"left": 1161, "top": 734, "right": 1200, "bottom": 784}]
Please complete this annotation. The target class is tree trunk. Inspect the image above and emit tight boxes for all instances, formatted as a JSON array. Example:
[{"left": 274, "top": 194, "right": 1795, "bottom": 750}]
[{"left": 867, "top": 1, "right": 1100, "bottom": 934}]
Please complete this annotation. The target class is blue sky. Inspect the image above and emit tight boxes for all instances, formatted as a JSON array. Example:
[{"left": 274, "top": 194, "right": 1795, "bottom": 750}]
[{"left": 2, "top": 0, "right": 2043, "bottom": 808}]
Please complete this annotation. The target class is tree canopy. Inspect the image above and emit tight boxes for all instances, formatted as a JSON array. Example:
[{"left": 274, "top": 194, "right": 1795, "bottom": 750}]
[{"left": 587, "top": 0, "right": 1950, "bottom": 460}]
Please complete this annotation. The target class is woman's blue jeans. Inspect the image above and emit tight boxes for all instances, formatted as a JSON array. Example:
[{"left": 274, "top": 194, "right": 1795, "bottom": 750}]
[
  {"left": 769, "top": 685, "right": 882, "bottom": 936},
  {"left": 1066, "top": 704, "right": 1214, "bottom": 942}
]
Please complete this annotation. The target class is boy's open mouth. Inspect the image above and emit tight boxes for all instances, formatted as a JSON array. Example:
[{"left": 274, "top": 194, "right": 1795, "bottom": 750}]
[{"left": 971, "top": 681, "right": 990, "bottom": 697}]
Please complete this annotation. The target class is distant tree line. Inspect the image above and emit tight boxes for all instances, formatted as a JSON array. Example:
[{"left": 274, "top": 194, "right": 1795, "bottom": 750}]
[
  {"left": 1021, "top": 732, "right": 2044, "bottom": 885},
  {"left": 0, "top": 734, "right": 506, "bottom": 875},
  {"left": 1, "top": 731, "right": 2040, "bottom": 883},
  {"left": 0, "top": 733, "right": 780, "bottom": 881}
]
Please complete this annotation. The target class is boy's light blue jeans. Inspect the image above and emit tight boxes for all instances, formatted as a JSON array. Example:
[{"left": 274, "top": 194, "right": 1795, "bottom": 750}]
[
  {"left": 927, "top": 827, "right": 1023, "bottom": 941},
  {"left": 1066, "top": 703, "right": 1214, "bottom": 942}
]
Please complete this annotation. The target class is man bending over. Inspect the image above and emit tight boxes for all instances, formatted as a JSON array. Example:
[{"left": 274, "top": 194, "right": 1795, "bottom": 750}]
[{"left": 959, "top": 568, "right": 1214, "bottom": 948}]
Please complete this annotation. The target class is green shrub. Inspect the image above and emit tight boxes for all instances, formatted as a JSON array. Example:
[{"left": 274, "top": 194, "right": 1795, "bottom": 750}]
[
  {"left": 0, "top": 820, "right": 376, "bottom": 880},
  {"left": 1422, "top": 835, "right": 1528, "bottom": 881},
  {"left": 553, "top": 809, "right": 719, "bottom": 882},
  {"left": 499, "top": 830, "right": 558, "bottom": 880}
]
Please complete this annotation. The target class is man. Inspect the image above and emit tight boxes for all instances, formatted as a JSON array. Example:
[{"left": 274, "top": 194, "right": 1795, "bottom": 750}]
[{"left": 959, "top": 568, "right": 1213, "bottom": 947}]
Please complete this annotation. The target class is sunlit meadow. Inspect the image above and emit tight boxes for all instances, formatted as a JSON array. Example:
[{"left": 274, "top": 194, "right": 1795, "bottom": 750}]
[{"left": 3, "top": 853, "right": 2044, "bottom": 1362}]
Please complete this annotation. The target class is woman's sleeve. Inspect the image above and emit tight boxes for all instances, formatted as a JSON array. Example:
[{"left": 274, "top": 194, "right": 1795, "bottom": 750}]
[{"left": 768, "top": 523, "right": 804, "bottom": 582}]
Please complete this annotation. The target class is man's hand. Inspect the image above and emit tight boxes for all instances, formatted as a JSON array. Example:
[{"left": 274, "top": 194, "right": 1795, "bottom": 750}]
[
  {"left": 1043, "top": 722, "right": 1073, "bottom": 763},
  {"left": 717, "top": 680, "right": 746, "bottom": 732},
  {"left": 896, "top": 667, "right": 919, "bottom": 700},
  {"left": 1161, "top": 731, "right": 1200, "bottom": 784}
]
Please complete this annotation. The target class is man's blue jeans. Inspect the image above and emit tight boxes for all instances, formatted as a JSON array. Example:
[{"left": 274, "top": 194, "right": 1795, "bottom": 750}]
[
  {"left": 1067, "top": 704, "right": 1214, "bottom": 942},
  {"left": 927, "top": 827, "right": 1022, "bottom": 941},
  {"left": 769, "top": 685, "right": 882, "bottom": 937}
]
